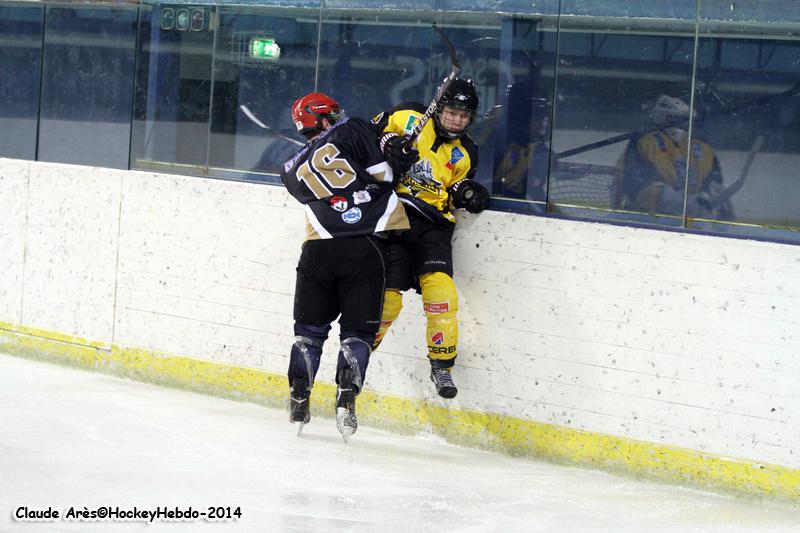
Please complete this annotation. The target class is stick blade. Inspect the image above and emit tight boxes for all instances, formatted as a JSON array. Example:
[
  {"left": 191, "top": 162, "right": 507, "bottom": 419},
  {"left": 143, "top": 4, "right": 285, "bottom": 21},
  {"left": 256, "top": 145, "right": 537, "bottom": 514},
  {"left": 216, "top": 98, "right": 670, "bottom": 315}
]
[{"left": 239, "top": 104, "right": 266, "bottom": 129}]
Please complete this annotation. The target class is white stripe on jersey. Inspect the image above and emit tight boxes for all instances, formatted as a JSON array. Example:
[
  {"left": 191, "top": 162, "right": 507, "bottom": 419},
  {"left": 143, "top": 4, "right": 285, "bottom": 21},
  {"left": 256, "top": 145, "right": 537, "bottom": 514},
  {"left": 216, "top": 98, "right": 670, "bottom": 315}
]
[
  {"left": 365, "top": 161, "right": 394, "bottom": 183},
  {"left": 304, "top": 205, "right": 333, "bottom": 239},
  {"left": 375, "top": 192, "right": 399, "bottom": 232},
  {"left": 399, "top": 196, "right": 433, "bottom": 221}
]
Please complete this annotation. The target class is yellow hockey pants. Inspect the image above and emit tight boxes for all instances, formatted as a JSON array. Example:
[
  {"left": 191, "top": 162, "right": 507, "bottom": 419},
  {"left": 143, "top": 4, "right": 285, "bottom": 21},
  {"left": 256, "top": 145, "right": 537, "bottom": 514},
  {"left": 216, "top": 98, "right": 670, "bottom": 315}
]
[{"left": 372, "top": 272, "right": 458, "bottom": 367}]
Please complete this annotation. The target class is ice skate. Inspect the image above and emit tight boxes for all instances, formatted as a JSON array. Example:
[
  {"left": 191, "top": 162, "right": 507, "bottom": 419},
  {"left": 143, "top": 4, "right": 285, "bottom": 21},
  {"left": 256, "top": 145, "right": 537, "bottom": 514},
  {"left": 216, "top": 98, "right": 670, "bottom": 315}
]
[
  {"left": 289, "top": 378, "right": 310, "bottom": 436},
  {"left": 430, "top": 367, "right": 458, "bottom": 398},
  {"left": 335, "top": 368, "right": 357, "bottom": 443}
]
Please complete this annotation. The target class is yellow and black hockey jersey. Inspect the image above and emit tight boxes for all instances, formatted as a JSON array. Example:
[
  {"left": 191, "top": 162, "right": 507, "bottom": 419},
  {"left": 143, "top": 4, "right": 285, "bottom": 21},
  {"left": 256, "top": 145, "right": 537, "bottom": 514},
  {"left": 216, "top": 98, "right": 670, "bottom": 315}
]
[
  {"left": 371, "top": 103, "right": 479, "bottom": 225},
  {"left": 281, "top": 117, "right": 409, "bottom": 240},
  {"left": 617, "top": 130, "right": 722, "bottom": 209}
]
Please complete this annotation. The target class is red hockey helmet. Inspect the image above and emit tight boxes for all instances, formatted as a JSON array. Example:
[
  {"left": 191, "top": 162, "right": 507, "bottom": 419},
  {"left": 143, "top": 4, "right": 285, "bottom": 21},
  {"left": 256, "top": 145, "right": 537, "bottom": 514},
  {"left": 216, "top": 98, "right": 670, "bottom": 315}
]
[{"left": 291, "top": 92, "right": 342, "bottom": 136}]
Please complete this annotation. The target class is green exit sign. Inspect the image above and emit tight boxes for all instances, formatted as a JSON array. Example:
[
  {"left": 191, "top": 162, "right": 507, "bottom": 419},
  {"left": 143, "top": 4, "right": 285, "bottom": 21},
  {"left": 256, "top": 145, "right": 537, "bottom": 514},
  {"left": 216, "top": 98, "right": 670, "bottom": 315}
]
[{"left": 250, "top": 38, "right": 281, "bottom": 60}]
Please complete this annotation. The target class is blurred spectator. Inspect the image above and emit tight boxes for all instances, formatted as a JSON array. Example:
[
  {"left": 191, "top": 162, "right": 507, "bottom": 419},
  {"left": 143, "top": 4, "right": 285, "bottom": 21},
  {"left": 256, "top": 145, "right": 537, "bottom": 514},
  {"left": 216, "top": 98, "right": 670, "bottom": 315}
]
[{"left": 616, "top": 94, "right": 732, "bottom": 219}]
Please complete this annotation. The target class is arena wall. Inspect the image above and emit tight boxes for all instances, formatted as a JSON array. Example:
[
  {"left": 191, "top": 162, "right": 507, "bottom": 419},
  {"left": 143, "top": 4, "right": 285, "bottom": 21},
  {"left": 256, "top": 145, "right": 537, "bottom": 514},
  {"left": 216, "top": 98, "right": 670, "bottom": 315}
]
[{"left": 1, "top": 157, "right": 797, "bottom": 500}]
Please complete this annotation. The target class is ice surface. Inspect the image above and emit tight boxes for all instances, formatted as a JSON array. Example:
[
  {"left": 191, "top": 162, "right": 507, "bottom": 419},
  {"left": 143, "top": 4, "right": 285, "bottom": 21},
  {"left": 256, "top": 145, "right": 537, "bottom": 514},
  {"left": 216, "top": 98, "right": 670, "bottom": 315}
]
[{"left": 1, "top": 353, "right": 798, "bottom": 532}]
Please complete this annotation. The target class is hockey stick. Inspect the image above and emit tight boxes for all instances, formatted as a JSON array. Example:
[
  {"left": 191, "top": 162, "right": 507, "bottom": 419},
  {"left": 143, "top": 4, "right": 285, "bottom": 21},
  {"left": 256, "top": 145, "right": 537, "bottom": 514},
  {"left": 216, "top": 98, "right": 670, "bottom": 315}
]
[
  {"left": 707, "top": 134, "right": 764, "bottom": 208},
  {"left": 240, "top": 104, "right": 304, "bottom": 147},
  {"left": 402, "top": 25, "right": 461, "bottom": 152},
  {"left": 556, "top": 81, "right": 800, "bottom": 160}
]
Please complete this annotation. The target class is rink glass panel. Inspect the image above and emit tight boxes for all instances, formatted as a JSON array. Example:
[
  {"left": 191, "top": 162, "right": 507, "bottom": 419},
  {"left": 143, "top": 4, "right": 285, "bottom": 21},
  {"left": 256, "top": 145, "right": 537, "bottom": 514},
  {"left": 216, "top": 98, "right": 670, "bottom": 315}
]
[
  {"left": 548, "top": 0, "right": 800, "bottom": 243},
  {"left": 317, "top": 4, "right": 434, "bottom": 121},
  {"left": 0, "top": 4, "right": 43, "bottom": 161},
  {"left": 0, "top": 0, "right": 798, "bottom": 244},
  {"left": 131, "top": 4, "right": 216, "bottom": 174},
  {"left": 434, "top": 3, "right": 559, "bottom": 212},
  {"left": 689, "top": 1, "right": 800, "bottom": 239},
  {"left": 207, "top": 6, "right": 320, "bottom": 180},
  {"left": 549, "top": 1, "right": 697, "bottom": 228},
  {"left": 37, "top": 5, "right": 137, "bottom": 170}
]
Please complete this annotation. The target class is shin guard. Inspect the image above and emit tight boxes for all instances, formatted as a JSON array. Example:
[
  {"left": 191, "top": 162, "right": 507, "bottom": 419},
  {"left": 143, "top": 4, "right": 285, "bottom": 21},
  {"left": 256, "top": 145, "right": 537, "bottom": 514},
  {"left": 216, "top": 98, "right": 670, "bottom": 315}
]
[
  {"left": 419, "top": 272, "right": 459, "bottom": 367},
  {"left": 337, "top": 336, "right": 371, "bottom": 394},
  {"left": 287, "top": 323, "right": 329, "bottom": 387}
]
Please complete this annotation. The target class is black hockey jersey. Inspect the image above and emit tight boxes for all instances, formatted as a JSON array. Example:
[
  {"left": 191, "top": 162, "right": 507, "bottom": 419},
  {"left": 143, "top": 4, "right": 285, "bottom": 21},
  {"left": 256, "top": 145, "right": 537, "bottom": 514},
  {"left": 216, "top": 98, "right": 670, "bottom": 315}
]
[{"left": 281, "top": 118, "right": 410, "bottom": 240}]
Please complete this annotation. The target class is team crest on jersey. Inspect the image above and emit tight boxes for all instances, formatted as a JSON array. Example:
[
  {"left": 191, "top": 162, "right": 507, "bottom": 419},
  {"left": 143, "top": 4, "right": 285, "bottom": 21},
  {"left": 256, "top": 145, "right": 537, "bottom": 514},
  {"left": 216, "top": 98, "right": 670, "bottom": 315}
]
[
  {"left": 353, "top": 190, "right": 372, "bottom": 205},
  {"left": 403, "top": 159, "right": 440, "bottom": 195},
  {"left": 431, "top": 331, "right": 444, "bottom": 345},
  {"left": 342, "top": 207, "right": 362, "bottom": 224},
  {"left": 445, "top": 147, "right": 464, "bottom": 170},
  {"left": 329, "top": 195, "right": 348, "bottom": 212},
  {"left": 404, "top": 114, "right": 421, "bottom": 134}
]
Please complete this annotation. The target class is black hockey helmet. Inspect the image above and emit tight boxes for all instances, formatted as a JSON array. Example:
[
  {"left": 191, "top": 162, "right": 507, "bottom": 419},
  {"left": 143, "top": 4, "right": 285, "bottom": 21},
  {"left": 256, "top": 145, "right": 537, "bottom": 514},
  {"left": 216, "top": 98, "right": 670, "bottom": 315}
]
[{"left": 434, "top": 78, "right": 478, "bottom": 140}]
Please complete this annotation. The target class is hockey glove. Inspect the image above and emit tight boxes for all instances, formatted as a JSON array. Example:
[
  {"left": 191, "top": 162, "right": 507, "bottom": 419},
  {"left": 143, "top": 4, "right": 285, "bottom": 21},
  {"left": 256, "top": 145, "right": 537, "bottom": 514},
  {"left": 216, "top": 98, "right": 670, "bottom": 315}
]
[
  {"left": 380, "top": 133, "right": 419, "bottom": 176},
  {"left": 450, "top": 179, "right": 490, "bottom": 213}
]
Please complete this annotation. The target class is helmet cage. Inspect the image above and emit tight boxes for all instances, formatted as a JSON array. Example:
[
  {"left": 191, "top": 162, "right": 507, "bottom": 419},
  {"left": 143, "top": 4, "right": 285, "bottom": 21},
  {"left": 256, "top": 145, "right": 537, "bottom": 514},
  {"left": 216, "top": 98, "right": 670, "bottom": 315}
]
[
  {"left": 648, "top": 94, "right": 693, "bottom": 128},
  {"left": 434, "top": 78, "right": 478, "bottom": 140}
]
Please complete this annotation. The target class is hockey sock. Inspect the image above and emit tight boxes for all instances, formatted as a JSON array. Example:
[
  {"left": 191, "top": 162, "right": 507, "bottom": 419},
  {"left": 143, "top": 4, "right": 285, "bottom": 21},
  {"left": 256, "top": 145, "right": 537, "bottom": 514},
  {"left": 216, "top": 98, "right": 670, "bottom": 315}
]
[
  {"left": 337, "top": 336, "right": 372, "bottom": 394},
  {"left": 287, "top": 323, "right": 329, "bottom": 386},
  {"left": 372, "top": 289, "right": 403, "bottom": 351},
  {"left": 419, "top": 272, "right": 459, "bottom": 366}
]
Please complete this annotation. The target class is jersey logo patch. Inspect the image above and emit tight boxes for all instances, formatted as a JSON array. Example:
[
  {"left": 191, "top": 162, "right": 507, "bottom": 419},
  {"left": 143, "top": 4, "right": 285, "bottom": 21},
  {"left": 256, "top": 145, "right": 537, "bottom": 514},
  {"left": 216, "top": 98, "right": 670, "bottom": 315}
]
[
  {"left": 329, "top": 195, "right": 348, "bottom": 212},
  {"left": 431, "top": 331, "right": 444, "bottom": 345},
  {"left": 404, "top": 159, "right": 440, "bottom": 195},
  {"left": 353, "top": 190, "right": 372, "bottom": 205},
  {"left": 342, "top": 207, "right": 362, "bottom": 224},
  {"left": 371, "top": 112, "right": 384, "bottom": 125},
  {"left": 404, "top": 114, "right": 421, "bottom": 134},
  {"left": 445, "top": 147, "right": 464, "bottom": 170},
  {"left": 424, "top": 302, "right": 450, "bottom": 314}
]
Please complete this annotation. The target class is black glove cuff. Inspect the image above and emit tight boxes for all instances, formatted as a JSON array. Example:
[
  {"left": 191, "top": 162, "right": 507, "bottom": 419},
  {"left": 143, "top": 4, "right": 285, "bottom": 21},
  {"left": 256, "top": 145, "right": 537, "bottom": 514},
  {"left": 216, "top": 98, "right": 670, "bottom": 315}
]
[
  {"left": 450, "top": 179, "right": 473, "bottom": 208},
  {"left": 380, "top": 132, "right": 399, "bottom": 153},
  {"left": 451, "top": 179, "right": 489, "bottom": 213}
]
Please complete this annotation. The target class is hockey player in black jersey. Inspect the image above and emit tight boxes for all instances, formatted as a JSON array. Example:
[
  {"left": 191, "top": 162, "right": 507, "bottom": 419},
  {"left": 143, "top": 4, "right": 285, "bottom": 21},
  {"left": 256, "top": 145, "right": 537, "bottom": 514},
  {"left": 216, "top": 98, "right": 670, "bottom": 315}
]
[
  {"left": 281, "top": 92, "right": 409, "bottom": 441},
  {"left": 370, "top": 78, "right": 490, "bottom": 399}
]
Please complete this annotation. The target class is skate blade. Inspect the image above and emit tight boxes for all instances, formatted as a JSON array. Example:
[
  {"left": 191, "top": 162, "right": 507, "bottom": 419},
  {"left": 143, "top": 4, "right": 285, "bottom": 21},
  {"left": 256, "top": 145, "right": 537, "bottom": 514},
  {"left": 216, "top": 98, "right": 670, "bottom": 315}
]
[
  {"left": 336, "top": 408, "right": 355, "bottom": 444},
  {"left": 295, "top": 421, "right": 305, "bottom": 437}
]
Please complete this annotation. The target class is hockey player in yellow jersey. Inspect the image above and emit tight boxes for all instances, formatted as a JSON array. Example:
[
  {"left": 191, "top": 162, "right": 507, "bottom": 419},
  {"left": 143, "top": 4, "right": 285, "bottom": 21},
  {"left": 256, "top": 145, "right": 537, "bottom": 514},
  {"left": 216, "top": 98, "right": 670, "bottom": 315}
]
[
  {"left": 617, "top": 94, "right": 731, "bottom": 219},
  {"left": 370, "top": 78, "right": 489, "bottom": 398}
]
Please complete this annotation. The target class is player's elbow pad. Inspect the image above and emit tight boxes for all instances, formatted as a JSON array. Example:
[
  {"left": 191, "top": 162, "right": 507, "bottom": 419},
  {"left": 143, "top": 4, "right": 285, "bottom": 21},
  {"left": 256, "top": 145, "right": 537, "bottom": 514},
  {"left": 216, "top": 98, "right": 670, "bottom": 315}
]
[{"left": 450, "top": 179, "right": 489, "bottom": 213}]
